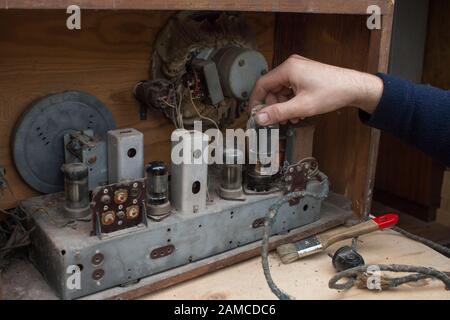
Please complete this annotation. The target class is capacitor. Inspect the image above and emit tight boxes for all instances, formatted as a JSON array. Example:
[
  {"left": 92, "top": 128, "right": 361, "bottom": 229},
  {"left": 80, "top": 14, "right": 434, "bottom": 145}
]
[
  {"left": 146, "top": 161, "right": 171, "bottom": 219},
  {"left": 219, "top": 149, "right": 244, "bottom": 200},
  {"left": 61, "top": 163, "right": 90, "bottom": 219}
]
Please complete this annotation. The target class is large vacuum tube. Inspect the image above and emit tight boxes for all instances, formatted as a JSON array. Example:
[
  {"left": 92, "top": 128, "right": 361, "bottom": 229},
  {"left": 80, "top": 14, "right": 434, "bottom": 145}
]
[
  {"left": 62, "top": 163, "right": 90, "bottom": 219},
  {"left": 246, "top": 106, "right": 280, "bottom": 192},
  {"left": 146, "top": 161, "right": 171, "bottom": 219}
]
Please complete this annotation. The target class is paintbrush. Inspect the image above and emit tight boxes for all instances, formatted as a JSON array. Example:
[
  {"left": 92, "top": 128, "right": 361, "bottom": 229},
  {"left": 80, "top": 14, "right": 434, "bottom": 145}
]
[{"left": 277, "top": 214, "right": 399, "bottom": 264}]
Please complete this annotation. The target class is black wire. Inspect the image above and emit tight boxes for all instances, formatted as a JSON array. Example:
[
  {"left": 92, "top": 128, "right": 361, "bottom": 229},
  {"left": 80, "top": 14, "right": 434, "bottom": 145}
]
[{"left": 391, "top": 226, "right": 450, "bottom": 257}]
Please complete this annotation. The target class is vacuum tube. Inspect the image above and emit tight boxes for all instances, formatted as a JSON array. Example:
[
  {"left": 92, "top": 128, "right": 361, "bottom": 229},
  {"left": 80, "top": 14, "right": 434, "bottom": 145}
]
[
  {"left": 62, "top": 163, "right": 90, "bottom": 219},
  {"left": 146, "top": 161, "right": 171, "bottom": 219},
  {"left": 246, "top": 106, "right": 280, "bottom": 192},
  {"left": 219, "top": 148, "right": 244, "bottom": 200}
]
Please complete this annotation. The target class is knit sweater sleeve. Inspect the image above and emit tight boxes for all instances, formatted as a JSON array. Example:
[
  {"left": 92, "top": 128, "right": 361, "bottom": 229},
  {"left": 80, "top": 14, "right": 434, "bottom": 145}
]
[{"left": 360, "top": 73, "right": 450, "bottom": 166}]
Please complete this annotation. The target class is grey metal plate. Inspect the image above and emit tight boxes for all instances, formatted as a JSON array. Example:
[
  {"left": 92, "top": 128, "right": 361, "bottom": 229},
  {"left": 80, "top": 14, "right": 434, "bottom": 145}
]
[
  {"left": 23, "top": 180, "right": 324, "bottom": 299},
  {"left": 12, "top": 91, "right": 116, "bottom": 194}
]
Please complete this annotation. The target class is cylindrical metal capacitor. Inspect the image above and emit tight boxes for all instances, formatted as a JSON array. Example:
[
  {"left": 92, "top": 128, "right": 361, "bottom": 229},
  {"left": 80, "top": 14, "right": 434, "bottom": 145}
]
[
  {"left": 219, "top": 149, "right": 244, "bottom": 200},
  {"left": 146, "top": 161, "right": 171, "bottom": 218},
  {"left": 62, "top": 163, "right": 90, "bottom": 219}
]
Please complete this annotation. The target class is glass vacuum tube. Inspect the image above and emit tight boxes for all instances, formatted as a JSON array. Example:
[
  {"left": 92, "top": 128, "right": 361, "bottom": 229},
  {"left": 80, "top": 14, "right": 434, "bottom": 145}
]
[
  {"left": 219, "top": 148, "right": 244, "bottom": 200},
  {"left": 62, "top": 163, "right": 90, "bottom": 219},
  {"left": 146, "top": 161, "right": 171, "bottom": 219}
]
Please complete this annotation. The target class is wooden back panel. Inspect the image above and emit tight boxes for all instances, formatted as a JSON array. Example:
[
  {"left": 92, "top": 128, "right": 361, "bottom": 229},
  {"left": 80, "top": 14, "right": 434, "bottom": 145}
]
[
  {"left": 274, "top": 13, "right": 381, "bottom": 216},
  {"left": 0, "top": 10, "right": 274, "bottom": 209}
]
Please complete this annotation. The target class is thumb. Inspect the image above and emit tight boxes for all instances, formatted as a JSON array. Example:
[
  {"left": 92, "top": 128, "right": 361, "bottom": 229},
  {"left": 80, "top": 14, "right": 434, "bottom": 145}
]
[{"left": 255, "top": 95, "right": 305, "bottom": 125}]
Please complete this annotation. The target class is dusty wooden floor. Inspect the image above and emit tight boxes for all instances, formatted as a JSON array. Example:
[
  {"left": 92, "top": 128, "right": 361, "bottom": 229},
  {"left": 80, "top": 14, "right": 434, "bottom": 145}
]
[{"left": 143, "top": 229, "right": 450, "bottom": 300}]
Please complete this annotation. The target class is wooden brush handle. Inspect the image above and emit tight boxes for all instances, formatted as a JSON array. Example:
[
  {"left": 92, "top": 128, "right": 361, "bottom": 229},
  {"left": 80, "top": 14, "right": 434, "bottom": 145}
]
[{"left": 318, "top": 214, "right": 399, "bottom": 248}]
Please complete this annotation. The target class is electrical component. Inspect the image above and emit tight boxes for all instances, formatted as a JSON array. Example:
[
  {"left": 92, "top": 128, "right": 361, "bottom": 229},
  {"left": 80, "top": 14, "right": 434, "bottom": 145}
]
[
  {"left": 332, "top": 246, "right": 365, "bottom": 272},
  {"left": 219, "top": 148, "right": 244, "bottom": 200},
  {"left": 137, "top": 12, "right": 268, "bottom": 129},
  {"left": 92, "top": 178, "right": 147, "bottom": 237},
  {"left": 61, "top": 163, "right": 90, "bottom": 219},
  {"left": 170, "top": 130, "right": 209, "bottom": 214},
  {"left": 133, "top": 79, "right": 176, "bottom": 121},
  {"left": 12, "top": 91, "right": 116, "bottom": 194},
  {"left": 107, "top": 128, "right": 144, "bottom": 183},
  {"left": 246, "top": 106, "right": 280, "bottom": 192},
  {"left": 191, "top": 58, "right": 224, "bottom": 105},
  {"left": 146, "top": 161, "right": 171, "bottom": 220},
  {"left": 64, "top": 130, "right": 108, "bottom": 190},
  {"left": 211, "top": 47, "right": 268, "bottom": 100}
]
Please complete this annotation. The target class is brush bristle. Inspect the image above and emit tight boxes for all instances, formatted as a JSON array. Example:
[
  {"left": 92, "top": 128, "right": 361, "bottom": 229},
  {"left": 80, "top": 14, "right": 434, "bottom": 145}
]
[{"left": 276, "top": 243, "right": 299, "bottom": 264}]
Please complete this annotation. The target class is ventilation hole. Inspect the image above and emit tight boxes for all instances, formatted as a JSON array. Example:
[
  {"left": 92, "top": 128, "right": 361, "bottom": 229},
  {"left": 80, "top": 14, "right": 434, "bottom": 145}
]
[
  {"left": 198, "top": 224, "right": 202, "bottom": 228},
  {"left": 303, "top": 204, "right": 309, "bottom": 211},
  {"left": 167, "top": 238, "right": 171, "bottom": 243},
  {"left": 229, "top": 240, "right": 232, "bottom": 244},
  {"left": 77, "top": 264, "right": 84, "bottom": 271},
  {"left": 45, "top": 142, "right": 50, "bottom": 146},
  {"left": 167, "top": 228, "right": 171, "bottom": 232},
  {"left": 192, "top": 181, "right": 201, "bottom": 194},
  {"left": 292, "top": 211, "right": 296, "bottom": 215},
  {"left": 61, "top": 250, "right": 66, "bottom": 256},
  {"left": 127, "top": 148, "right": 137, "bottom": 158}
]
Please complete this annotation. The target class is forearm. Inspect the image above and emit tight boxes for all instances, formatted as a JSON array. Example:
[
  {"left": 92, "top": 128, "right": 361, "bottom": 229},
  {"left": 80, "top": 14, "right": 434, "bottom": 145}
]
[{"left": 360, "top": 73, "right": 450, "bottom": 166}]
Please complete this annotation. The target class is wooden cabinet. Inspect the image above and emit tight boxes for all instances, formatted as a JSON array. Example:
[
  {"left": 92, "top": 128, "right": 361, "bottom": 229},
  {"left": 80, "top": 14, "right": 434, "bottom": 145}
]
[{"left": 0, "top": 1, "right": 394, "bottom": 218}]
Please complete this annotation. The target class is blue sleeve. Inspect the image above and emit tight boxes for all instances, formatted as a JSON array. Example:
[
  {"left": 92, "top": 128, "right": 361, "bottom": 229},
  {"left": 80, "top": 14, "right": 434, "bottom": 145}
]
[{"left": 360, "top": 73, "right": 450, "bottom": 166}]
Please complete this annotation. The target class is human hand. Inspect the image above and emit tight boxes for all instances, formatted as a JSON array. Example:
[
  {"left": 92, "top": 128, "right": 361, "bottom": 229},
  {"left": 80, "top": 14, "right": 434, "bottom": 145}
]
[{"left": 249, "top": 55, "right": 384, "bottom": 125}]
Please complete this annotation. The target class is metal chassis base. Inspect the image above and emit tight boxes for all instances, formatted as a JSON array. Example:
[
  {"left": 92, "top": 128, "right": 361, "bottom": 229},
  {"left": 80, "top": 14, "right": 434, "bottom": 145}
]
[{"left": 20, "top": 182, "right": 348, "bottom": 300}]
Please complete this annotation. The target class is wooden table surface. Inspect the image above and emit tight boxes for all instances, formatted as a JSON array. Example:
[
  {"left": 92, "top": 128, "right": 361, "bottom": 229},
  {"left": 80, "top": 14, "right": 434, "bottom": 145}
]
[{"left": 143, "top": 229, "right": 450, "bottom": 300}]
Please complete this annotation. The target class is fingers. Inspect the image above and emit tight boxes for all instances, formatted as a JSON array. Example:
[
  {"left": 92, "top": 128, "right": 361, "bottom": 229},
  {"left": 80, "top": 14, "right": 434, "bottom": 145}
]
[
  {"left": 249, "top": 64, "right": 290, "bottom": 108},
  {"left": 265, "top": 92, "right": 278, "bottom": 106},
  {"left": 255, "top": 95, "right": 308, "bottom": 125}
]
